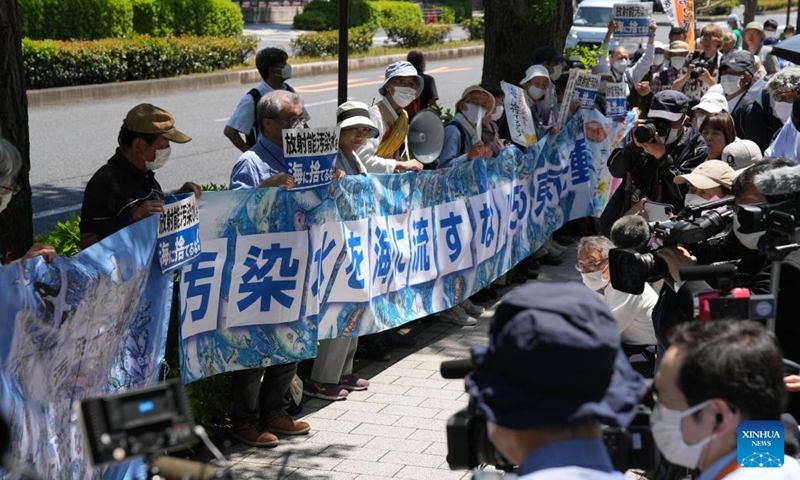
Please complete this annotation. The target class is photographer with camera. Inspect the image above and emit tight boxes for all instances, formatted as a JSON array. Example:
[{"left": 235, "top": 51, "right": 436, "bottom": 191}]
[
  {"left": 672, "top": 24, "right": 723, "bottom": 105},
  {"left": 600, "top": 91, "right": 708, "bottom": 234},
  {"left": 652, "top": 320, "right": 800, "bottom": 478},
  {"left": 653, "top": 159, "right": 800, "bottom": 418},
  {"left": 463, "top": 282, "right": 645, "bottom": 479}
]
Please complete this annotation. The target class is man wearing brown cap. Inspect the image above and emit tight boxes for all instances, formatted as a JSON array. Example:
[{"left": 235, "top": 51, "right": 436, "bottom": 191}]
[{"left": 80, "top": 103, "right": 201, "bottom": 249}]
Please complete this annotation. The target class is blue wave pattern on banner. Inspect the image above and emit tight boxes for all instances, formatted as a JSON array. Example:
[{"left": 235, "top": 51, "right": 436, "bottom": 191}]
[
  {"left": 179, "top": 111, "right": 596, "bottom": 383},
  {"left": 0, "top": 216, "right": 172, "bottom": 480}
]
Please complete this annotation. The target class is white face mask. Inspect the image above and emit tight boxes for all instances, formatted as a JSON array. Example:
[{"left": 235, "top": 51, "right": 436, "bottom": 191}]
[
  {"left": 772, "top": 99, "right": 793, "bottom": 123},
  {"left": 766, "top": 30, "right": 778, "bottom": 39},
  {"left": 693, "top": 113, "right": 707, "bottom": 130},
  {"left": 491, "top": 105, "right": 504, "bottom": 121},
  {"left": 391, "top": 86, "right": 418, "bottom": 108},
  {"left": 146, "top": 146, "right": 171, "bottom": 171},
  {"left": 720, "top": 75, "right": 742, "bottom": 95},
  {"left": 665, "top": 126, "right": 683, "bottom": 144},
  {"left": 581, "top": 269, "right": 609, "bottom": 291},
  {"left": 683, "top": 193, "right": 708, "bottom": 206},
  {"left": 275, "top": 64, "right": 292, "bottom": 80},
  {"left": 549, "top": 65, "right": 562, "bottom": 81},
  {"left": 462, "top": 104, "right": 485, "bottom": 125},
  {"left": 654, "top": 54, "right": 665, "bottom": 66},
  {"left": 528, "top": 86, "right": 546, "bottom": 100},
  {"left": 734, "top": 215, "right": 766, "bottom": 250},
  {"left": 650, "top": 400, "right": 714, "bottom": 469},
  {"left": 613, "top": 59, "right": 629, "bottom": 73},
  {"left": 671, "top": 56, "right": 687, "bottom": 70},
  {"left": 0, "top": 189, "right": 12, "bottom": 215}
]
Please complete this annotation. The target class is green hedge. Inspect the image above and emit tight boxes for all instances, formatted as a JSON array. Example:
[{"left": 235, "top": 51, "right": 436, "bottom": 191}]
[
  {"left": 295, "top": 0, "right": 422, "bottom": 31},
  {"left": 290, "top": 26, "right": 374, "bottom": 57},
  {"left": 19, "top": 0, "right": 243, "bottom": 40},
  {"left": 294, "top": 0, "right": 339, "bottom": 30},
  {"left": 23, "top": 35, "right": 257, "bottom": 89},
  {"left": 460, "top": 17, "right": 484, "bottom": 40},
  {"left": 440, "top": 0, "right": 471, "bottom": 22},
  {"left": 385, "top": 21, "right": 451, "bottom": 47},
  {"left": 756, "top": 0, "right": 788, "bottom": 12},
  {"left": 370, "top": 1, "right": 422, "bottom": 27}
]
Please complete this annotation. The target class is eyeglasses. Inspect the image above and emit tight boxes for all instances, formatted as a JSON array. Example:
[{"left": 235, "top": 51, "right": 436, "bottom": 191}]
[
  {"left": 0, "top": 182, "right": 21, "bottom": 196},
  {"left": 275, "top": 115, "right": 305, "bottom": 129},
  {"left": 575, "top": 258, "right": 607, "bottom": 273}
]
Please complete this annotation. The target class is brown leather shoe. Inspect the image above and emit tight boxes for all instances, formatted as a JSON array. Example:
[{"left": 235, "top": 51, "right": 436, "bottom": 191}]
[
  {"left": 263, "top": 416, "right": 310, "bottom": 435},
  {"left": 231, "top": 420, "right": 279, "bottom": 447}
]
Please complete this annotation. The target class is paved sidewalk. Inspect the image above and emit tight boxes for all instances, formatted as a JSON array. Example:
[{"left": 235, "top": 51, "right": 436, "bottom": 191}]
[{"left": 219, "top": 244, "right": 581, "bottom": 480}]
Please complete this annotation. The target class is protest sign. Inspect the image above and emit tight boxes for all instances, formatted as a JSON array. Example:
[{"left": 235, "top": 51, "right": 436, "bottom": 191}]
[
  {"left": 557, "top": 68, "right": 581, "bottom": 130},
  {"left": 575, "top": 72, "right": 600, "bottom": 110},
  {"left": 613, "top": 2, "right": 653, "bottom": 37},
  {"left": 157, "top": 194, "right": 201, "bottom": 273},
  {"left": 0, "top": 215, "right": 172, "bottom": 480},
  {"left": 662, "top": 0, "right": 695, "bottom": 49},
  {"left": 500, "top": 81, "right": 537, "bottom": 146},
  {"left": 605, "top": 82, "right": 628, "bottom": 118},
  {"left": 283, "top": 127, "right": 339, "bottom": 190},
  {"left": 178, "top": 110, "right": 602, "bottom": 383}
]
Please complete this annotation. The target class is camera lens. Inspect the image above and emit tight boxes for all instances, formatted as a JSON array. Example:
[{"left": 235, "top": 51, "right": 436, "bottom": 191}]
[{"left": 634, "top": 124, "right": 656, "bottom": 144}]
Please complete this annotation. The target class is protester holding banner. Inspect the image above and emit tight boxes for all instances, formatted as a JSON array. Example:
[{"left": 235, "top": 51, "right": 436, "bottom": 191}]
[
  {"left": 79, "top": 103, "right": 201, "bottom": 249},
  {"left": 672, "top": 24, "right": 723, "bottom": 104},
  {"left": 633, "top": 41, "right": 666, "bottom": 117},
  {"left": 0, "top": 139, "right": 55, "bottom": 264},
  {"left": 600, "top": 91, "right": 708, "bottom": 232},
  {"left": 228, "top": 89, "right": 312, "bottom": 446},
  {"left": 520, "top": 65, "right": 558, "bottom": 138},
  {"left": 601, "top": 19, "right": 657, "bottom": 111},
  {"left": 479, "top": 83, "right": 507, "bottom": 157},
  {"left": 355, "top": 61, "right": 424, "bottom": 174},
  {"left": 439, "top": 86, "right": 495, "bottom": 170},
  {"left": 719, "top": 51, "right": 773, "bottom": 152}
]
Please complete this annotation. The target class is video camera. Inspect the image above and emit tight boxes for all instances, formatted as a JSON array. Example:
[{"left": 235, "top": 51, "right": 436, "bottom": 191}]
[
  {"left": 440, "top": 359, "right": 659, "bottom": 474},
  {"left": 679, "top": 264, "right": 776, "bottom": 322},
  {"left": 736, "top": 196, "right": 800, "bottom": 261},
  {"left": 609, "top": 198, "right": 735, "bottom": 294}
]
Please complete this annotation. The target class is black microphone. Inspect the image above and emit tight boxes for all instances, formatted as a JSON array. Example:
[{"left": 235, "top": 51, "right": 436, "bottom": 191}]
[
  {"left": 678, "top": 264, "right": 737, "bottom": 282},
  {"left": 440, "top": 358, "right": 474, "bottom": 379},
  {"left": 610, "top": 215, "right": 650, "bottom": 249}
]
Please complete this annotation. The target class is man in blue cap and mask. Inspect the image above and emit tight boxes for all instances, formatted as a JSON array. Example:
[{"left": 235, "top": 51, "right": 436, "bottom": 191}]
[{"left": 466, "top": 282, "right": 645, "bottom": 478}]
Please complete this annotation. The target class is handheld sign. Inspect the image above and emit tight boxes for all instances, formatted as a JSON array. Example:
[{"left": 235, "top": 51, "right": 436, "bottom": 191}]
[
  {"left": 613, "top": 3, "right": 653, "bottom": 37},
  {"left": 157, "top": 194, "right": 201, "bottom": 273},
  {"left": 575, "top": 73, "right": 600, "bottom": 110},
  {"left": 472, "top": 107, "right": 485, "bottom": 145},
  {"left": 500, "top": 81, "right": 537, "bottom": 146},
  {"left": 605, "top": 83, "right": 627, "bottom": 118},
  {"left": 557, "top": 68, "right": 581, "bottom": 130},
  {"left": 283, "top": 127, "right": 340, "bottom": 190}
]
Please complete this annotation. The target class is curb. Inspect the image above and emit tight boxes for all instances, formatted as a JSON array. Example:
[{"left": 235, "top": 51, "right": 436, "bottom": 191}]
[{"left": 26, "top": 45, "right": 484, "bottom": 108}]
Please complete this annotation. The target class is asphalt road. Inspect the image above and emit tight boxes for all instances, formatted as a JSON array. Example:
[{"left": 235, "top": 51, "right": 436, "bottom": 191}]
[{"left": 28, "top": 55, "right": 483, "bottom": 235}]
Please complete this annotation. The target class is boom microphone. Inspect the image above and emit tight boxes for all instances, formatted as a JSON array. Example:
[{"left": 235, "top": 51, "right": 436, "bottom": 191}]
[
  {"left": 151, "top": 456, "right": 223, "bottom": 480},
  {"left": 755, "top": 164, "right": 800, "bottom": 197}
]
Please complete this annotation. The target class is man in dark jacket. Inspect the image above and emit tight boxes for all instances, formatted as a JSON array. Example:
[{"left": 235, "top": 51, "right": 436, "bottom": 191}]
[
  {"left": 600, "top": 91, "right": 708, "bottom": 233},
  {"left": 719, "top": 50, "right": 773, "bottom": 152}
]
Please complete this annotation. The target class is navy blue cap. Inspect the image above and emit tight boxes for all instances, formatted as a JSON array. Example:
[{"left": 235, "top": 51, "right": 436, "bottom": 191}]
[
  {"left": 649, "top": 90, "right": 690, "bottom": 121},
  {"left": 466, "top": 282, "right": 645, "bottom": 430}
]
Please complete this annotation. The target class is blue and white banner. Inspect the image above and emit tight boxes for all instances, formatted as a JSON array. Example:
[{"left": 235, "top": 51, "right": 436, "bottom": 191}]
[
  {"left": 157, "top": 194, "right": 201, "bottom": 273},
  {"left": 613, "top": 3, "right": 653, "bottom": 37},
  {"left": 178, "top": 111, "right": 599, "bottom": 383},
  {"left": 605, "top": 83, "right": 628, "bottom": 118},
  {"left": 0, "top": 216, "right": 172, "bottom": 480},
  {"left": 576, "top": 73, "right": 600, "bottom": 110},
  {"left": 283, "top": 127, "right": 339, "bottom": 190}
]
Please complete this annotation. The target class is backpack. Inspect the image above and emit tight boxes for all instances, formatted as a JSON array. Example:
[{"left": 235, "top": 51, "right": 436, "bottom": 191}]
[
  {"left": 446, "top": 120, "right": 472, "bottom": 157},
  {"left": 244, "top": 87, "right": 262, "bottom": 148}
]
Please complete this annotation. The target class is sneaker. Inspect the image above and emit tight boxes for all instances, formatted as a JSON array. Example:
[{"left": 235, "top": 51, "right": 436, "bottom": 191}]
[
  {"left": 263, "top": 416, "right": 311, "bottom": 435},
  {"left": 231, "top": 419, "right": 279, "bottom": 448},
  {"left": 454, "top": 306, "right": 478, "bottom": 326},
  {"left": 339, "top": 374, "right": 370, "bottom": 391},
  {"left": 304, "top": 380, "right": 349, "bottom": 401},
  {"left": 460, "top": 299, "right": 485, "bottom": 316}
]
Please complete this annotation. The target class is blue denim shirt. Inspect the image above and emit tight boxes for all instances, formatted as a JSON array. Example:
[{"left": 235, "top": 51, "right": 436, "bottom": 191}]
[{"left": 229, "top": 137, "right": 288, "bottom": 190}]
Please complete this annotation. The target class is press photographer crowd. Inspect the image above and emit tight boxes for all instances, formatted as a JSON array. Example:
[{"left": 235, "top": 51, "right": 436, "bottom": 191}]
[{"left": 4, "top": 5, "right": 800, "bottom": 480}]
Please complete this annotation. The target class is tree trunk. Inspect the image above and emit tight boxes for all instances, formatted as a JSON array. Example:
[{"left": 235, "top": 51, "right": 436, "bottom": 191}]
[
  {"left": 482, "top": 0, "right": 574, "bottom": 87},
  {"left": 743, "top": 0, "right": 757, "bottom": 24},
  {"left": 0, "top": 0, "right": 33, "bottom": 260}
]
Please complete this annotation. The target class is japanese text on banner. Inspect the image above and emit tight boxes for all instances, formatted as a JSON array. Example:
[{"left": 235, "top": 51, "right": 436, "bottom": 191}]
[
  {"left": 613, "top": 2, "right": 653, "bottom": 37},
  {"left": 283, "top": 127, "right": 340, "bottom": 190},
  {"left": 575, "top": 73, "right": 600, "bottom": 110},
  {"left": 500, "top": 81, "right": 537, "bottom": 147},
  {"left": 157, "top": 194, "right": 201, "bottom": 273},
  {"left": 605, "top": 83, "right": 628, "bottom": 118}
]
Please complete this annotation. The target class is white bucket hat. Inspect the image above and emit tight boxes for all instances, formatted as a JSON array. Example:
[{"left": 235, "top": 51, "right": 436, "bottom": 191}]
[
  {"left": 336, "top": 101, "right": 379, "bottom": 138},
  {"left": 379, "top": 61, "right": 423, "bottom": 97},
  {"left": 520, "top": 65, "right": 550, "bottom": 86}
]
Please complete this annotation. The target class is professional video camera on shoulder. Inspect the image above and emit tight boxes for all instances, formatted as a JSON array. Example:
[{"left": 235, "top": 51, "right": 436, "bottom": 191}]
[
  {"left": 609, "top": 196, "right": 735, "bottom": 295},
  {"left": 442, "top": 283, "right": 655, "bottom": 479}
]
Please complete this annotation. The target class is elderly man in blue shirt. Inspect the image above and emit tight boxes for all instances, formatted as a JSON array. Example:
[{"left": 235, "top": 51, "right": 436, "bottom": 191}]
[
  {"left": 227, "top": 89, "right": 311, "bottom": 448},
  {"left": 466, "top": 282, "right": 645, "bottom": 479}
]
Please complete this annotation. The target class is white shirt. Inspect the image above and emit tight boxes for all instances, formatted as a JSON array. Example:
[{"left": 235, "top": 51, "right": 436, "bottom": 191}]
[
  {"left": 601, "top": 283, "right": 658, "bottom": 346},
  {"left": 765, "top": 120, "right": 800, "bottom": 159},
  {"left": 356, "top": 98, "right": 399, "bottom": 174},
  {"left": 226, "top": 80, "right": 311, "bottom": 137},
  {"left": 520, "top": 467, "right": 627, "bottom": 480}
]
